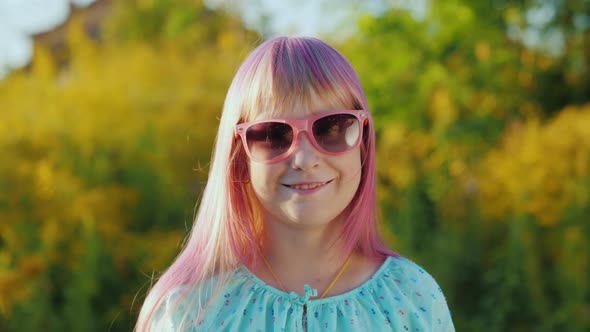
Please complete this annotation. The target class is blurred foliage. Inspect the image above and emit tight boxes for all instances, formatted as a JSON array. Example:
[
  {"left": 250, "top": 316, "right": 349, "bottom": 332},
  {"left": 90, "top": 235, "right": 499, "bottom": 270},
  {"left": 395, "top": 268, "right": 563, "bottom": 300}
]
[
  {"left": 0, "top": 0, "right": 257, "bottom": 330},
  {"left": 0, "top": 0, "right": 588, "bottom": 331},
  {"left": 342, "top": 0, "right": 590, "bottom": 330}
]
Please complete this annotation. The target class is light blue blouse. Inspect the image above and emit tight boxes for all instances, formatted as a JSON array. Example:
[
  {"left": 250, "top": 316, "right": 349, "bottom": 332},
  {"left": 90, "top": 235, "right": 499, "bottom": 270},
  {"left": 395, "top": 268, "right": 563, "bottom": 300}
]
[{"left": 152, "top": 256, "right": 455, "bottom": 331}]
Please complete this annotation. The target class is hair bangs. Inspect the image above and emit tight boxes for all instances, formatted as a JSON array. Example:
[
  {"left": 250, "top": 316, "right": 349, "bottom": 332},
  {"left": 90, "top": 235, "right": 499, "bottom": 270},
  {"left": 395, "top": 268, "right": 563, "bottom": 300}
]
[{"left": 239, "top": 37, "right": 364, "bottom": 122}]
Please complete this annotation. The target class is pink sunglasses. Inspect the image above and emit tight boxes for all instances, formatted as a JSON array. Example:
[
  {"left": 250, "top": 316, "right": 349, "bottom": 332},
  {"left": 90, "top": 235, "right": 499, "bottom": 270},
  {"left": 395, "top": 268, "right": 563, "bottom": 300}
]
[{"left": 235, "top": 110, "right": 368, "bottom": 163}]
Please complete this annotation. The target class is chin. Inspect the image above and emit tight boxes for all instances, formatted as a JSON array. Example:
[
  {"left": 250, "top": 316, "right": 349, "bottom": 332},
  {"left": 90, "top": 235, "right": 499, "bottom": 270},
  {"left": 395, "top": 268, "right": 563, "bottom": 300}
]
[{"left": 283, "top": 211, "right": 341, "bottom": 226}]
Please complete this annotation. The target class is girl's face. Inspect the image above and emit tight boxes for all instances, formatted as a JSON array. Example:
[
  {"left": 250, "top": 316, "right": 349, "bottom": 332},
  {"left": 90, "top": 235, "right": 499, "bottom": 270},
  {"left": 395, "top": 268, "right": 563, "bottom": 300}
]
[{"left": 246, "top": 97, "right": 363, "bottom": 229}]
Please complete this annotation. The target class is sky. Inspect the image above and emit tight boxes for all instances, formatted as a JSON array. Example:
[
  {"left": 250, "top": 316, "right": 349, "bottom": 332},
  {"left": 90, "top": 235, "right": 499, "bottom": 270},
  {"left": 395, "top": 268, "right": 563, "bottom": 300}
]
[
  {"left": 206, "top": 0, "right": 426, "bottom": 39},
  {"left": 0, "top": 0, "right": 96, "bottom": 78}
]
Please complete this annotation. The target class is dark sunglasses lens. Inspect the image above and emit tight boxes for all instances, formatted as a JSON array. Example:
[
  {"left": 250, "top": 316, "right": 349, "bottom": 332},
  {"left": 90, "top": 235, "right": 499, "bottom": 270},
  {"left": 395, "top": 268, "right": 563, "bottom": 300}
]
[
  {"left": 245, "top": 122, "right": 293, "bottom": 161},
  {"left": 312, "top": 114, "right": 360, "bottom": 153}
]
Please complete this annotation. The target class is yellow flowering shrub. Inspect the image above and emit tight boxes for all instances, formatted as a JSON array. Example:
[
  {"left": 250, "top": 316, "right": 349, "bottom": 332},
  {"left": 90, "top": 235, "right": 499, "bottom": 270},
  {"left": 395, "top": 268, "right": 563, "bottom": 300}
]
[
  {"left": 0, "top": 2, "right": 258, "bottom": 329},
  {"left": 478, "top": 104, "right": 590, "bottom": 225}
]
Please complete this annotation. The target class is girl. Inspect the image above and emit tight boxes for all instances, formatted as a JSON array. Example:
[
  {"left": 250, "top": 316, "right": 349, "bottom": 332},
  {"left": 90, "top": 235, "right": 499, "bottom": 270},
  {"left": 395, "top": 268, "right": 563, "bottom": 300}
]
[{"left": 136, "top": 36, "right": 455, "bottom": 331}]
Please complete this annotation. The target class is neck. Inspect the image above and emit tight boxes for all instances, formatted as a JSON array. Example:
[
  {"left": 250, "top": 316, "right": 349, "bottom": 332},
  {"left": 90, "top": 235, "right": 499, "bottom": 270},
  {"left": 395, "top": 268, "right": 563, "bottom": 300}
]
[
  {"left": 257, "top": 213, "right": 353, "bottom": 295},
  {"left": 265, "top": 217, "right": 345, "bottom": 263}
]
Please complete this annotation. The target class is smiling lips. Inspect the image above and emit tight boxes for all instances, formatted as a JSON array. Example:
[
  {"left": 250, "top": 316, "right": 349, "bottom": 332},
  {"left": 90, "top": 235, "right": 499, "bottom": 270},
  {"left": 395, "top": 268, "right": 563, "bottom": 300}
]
[{"left": 283, "top": 180, "right": 332, "bottom": 191}]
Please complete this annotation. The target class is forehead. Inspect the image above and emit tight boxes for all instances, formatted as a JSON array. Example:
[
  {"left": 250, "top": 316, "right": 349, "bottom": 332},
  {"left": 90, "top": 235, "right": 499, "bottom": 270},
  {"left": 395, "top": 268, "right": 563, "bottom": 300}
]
[{"left": 252, "top": 89, "right": 352, "bottom": 121}]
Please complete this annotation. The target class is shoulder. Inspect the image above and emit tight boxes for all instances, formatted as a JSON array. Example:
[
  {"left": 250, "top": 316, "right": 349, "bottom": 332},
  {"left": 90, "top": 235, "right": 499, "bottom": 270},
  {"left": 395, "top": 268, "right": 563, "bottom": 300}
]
[
  {"left": 150, "top": 270, "right": 244, "bottom": 331},
  {"left": 149, "top": 287, "right": 190, "bottom": 332},
  {"left": 380, "top": 255, "right": 455, "bottom": 331},
  {"left": 382, "top": 255, "right": 446, "bottom": 300},
  {"left": 385, "top": 256, "right": 440, "bottom": 287}
]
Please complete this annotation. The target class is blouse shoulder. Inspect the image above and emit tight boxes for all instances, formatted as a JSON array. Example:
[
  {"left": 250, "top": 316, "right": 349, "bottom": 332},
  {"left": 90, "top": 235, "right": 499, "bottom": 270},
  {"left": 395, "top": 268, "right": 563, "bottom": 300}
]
[
  {"left": 382, "top": 256, "right": 455, "bottom": 331},
  {"left": 149, "top": 275, "right": 227, "bottom": 331},
  {"left": 150, "top": 287, "right": 185, "bottom": 332}
]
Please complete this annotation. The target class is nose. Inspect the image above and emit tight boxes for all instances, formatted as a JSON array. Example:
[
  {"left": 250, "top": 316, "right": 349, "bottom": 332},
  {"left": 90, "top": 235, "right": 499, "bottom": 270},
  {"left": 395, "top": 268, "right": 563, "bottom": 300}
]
[{"left": 290, "top": 132, "right": 320, "bottom": 170}]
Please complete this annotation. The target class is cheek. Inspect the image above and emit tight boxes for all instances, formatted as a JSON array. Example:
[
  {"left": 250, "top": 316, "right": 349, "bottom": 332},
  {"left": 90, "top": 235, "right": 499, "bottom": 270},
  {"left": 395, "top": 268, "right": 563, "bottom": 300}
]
[
  {"left": 249, "top": 162, "right": 280, "bottom": 197},
  {"left": 341, "top": 148, "right": 362, "bottom": 181},
  {"left": 249, "top": 164, "right": 266, "bottom": 195},
  {"left": 339, "top": 150, "right": 363, "bottom": 199}
]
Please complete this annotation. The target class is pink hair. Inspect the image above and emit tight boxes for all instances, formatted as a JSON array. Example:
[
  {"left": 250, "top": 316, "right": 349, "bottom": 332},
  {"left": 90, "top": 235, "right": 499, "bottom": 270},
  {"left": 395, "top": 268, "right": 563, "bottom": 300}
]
[{"left": 135, "top": 36, "right": 396, "bottom": 331}]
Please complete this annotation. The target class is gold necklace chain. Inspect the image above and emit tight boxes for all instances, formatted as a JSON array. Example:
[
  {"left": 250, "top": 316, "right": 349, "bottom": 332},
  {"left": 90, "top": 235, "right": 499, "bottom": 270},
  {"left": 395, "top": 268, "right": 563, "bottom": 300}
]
[{"left": 260, "top": 253, "right": 353, "bottom": 299}]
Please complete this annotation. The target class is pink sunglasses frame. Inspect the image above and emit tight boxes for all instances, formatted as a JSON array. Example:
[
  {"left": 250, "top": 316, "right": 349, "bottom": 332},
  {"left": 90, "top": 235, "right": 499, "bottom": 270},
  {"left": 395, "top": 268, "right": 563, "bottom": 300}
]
[{"left": 234, "top": 110, "right": 368, "bottom": 164}]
